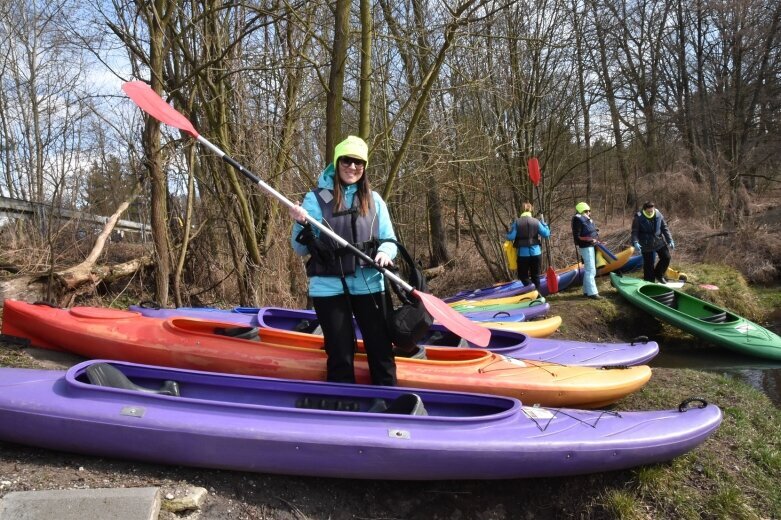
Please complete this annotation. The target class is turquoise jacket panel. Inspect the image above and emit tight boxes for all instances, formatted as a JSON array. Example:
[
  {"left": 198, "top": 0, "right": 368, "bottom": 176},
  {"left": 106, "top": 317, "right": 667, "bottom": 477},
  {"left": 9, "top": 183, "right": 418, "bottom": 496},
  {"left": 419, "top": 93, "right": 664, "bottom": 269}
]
[{"left": 290, "top": 163, "right": 398, "bottom": 297}]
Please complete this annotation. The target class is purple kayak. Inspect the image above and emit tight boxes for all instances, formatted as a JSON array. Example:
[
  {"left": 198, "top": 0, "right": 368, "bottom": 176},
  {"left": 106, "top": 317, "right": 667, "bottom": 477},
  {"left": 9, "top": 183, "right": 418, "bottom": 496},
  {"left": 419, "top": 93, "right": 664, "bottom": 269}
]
[
  {"left": 256, "top": 307, "right": 659, "bottom": 366},
  {"left": 0, "top": 360, "right": 722, "bottom": 480},
  {"left": 129, "top": 305, "right": 658, "bottom": 366},
  {"left": 444, "top": 281, "right": 535, "bottom": 303}
]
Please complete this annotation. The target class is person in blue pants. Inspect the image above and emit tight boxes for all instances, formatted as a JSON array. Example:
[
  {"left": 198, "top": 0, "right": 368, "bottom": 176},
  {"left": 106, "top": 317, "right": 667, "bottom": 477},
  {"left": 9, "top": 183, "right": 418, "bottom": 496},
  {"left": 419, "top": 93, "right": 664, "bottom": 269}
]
[{"left": 571, "top": 202, "right": 601, "bottom": 299}]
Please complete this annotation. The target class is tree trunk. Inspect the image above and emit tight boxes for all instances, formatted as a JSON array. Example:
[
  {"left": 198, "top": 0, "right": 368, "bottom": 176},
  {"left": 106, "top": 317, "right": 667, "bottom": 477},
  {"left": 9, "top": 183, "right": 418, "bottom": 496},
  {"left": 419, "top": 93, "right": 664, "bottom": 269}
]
[
  {"left": 326, "top": 0, "right": 351, "bottom": 160},
  {"left": 359, "top": 0, "right": 372, "bottom": 139}
]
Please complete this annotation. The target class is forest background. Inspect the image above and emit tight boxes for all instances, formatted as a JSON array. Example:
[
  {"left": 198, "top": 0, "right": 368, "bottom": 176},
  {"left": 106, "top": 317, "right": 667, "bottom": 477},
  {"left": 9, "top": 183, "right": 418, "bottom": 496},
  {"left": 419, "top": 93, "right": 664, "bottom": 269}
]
[{"left": 0, "top": 0, "right": 779, "bottom": 308}]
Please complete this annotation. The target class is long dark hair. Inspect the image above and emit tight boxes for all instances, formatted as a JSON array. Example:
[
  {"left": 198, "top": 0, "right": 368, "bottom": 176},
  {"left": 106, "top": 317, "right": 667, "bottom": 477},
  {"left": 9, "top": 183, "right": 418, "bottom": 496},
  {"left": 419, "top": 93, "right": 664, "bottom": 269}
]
[{"left": 333, "top": 169, "right": 374, "bottom": 216}]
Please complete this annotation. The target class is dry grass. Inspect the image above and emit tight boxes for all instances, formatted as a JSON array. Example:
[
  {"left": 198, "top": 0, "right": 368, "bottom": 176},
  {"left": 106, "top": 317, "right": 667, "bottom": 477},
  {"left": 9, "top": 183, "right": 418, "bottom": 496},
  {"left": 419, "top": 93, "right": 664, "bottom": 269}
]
[{"left": 426, "top": 244, "right": 495, "bottom": 298}]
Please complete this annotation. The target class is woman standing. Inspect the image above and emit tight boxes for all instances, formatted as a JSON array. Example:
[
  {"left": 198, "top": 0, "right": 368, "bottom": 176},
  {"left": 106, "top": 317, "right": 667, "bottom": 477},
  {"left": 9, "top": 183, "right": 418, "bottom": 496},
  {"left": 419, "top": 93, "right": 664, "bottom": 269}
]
[
  {"left": 571, "top": 202, "right": 602, "bottom": 299},
  {"left": 288, "top": 136, "right": 398, "bottom": 386},
  {"left": 506, "top": 202, "right": 550, "bottom": 291}
]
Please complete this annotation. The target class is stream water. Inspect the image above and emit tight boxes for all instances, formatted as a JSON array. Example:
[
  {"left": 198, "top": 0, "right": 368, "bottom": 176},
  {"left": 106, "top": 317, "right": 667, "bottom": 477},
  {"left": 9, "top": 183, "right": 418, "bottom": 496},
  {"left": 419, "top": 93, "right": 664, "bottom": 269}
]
[
  {"left": 651, "top": 308, "right": 781, "bottom": 408},
  {"left": 653, "top": 348, "right": 781, "bottom": 407}
]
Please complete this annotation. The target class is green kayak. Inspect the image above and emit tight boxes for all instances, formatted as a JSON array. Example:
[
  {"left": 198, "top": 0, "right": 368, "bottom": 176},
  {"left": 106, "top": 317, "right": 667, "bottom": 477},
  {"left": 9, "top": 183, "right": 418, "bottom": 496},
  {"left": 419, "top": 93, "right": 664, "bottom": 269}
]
[{"left": 610, "top": 273, "right": 781, "bottom": 361}]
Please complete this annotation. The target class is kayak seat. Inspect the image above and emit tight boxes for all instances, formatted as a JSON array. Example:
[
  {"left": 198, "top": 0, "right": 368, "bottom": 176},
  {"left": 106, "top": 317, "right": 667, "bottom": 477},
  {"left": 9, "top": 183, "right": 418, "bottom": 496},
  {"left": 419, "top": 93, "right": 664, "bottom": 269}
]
[
  {"left": 382, "top": 393, "right": 428, "bottom": 416},
  {"left": 293, "top": 319, "right": 321, "bottom": 334},
  {"left": 700, "top": 311, "right": 727, "bottom": 323},
  {"left": 393, "top": 345, "right": 427, "bottom": 359},
  {"left": 85, "top": 363, "right": 180, "bottom": 396},
  {"left": 215, "top": 326, "right": 259, "bottom": 341},
  {"left": 296, "top": 396, "right": 361, "bottom": 412},
  {"left": 296, "top": 393, "right": 428, "bottom": 415},
  {"left": 649, "top": 291, "right": 676, "bottom": 306}
]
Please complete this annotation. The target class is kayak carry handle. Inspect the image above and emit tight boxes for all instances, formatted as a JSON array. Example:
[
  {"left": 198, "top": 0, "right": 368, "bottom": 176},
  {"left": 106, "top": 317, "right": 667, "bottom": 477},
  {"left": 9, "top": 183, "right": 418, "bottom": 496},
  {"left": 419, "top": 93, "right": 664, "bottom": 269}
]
[{"left": 679, "top": 398, "right": 708, "bottom": 412}]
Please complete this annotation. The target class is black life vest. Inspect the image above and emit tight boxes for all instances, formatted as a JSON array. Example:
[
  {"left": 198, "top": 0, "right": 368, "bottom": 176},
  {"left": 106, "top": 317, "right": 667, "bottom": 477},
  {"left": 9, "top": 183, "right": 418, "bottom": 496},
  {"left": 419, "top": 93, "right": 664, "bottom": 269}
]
[
  {"left": 572, "top": 214, "right": 599, "bottom": 247},
  {"left": 305, "top": 188, "right": 379, "bottom": 277},
  {"left": 512, "top": 216, "right": 541, "bottom": 248}
]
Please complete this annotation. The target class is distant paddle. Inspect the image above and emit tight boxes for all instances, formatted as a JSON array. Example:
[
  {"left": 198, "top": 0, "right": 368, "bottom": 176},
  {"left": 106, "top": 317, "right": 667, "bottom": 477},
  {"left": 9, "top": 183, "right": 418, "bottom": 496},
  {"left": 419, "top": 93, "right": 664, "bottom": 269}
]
[
  {"left": 528, "top": 157, "right": 558, "bottom": 293},
  {"left": 595, "top": 242, "right": 618, "bottom": 262},
  {"left": 122, "top": 81, "right": 490, "bottom": 347}
]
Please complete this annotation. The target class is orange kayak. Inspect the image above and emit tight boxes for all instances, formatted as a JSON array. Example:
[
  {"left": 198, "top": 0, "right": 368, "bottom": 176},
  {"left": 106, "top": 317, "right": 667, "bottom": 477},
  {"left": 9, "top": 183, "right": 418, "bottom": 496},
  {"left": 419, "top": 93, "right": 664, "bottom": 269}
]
[{"left": 1, "top": 300, "right": 651, "bottom": 408}]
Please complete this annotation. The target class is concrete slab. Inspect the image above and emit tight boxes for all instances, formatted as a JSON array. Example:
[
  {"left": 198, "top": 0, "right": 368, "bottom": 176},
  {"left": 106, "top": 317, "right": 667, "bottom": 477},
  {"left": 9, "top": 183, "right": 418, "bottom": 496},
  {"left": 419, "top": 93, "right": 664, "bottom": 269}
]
[{"left": 0, "top": 487, "right": 161, "bottom": 520}]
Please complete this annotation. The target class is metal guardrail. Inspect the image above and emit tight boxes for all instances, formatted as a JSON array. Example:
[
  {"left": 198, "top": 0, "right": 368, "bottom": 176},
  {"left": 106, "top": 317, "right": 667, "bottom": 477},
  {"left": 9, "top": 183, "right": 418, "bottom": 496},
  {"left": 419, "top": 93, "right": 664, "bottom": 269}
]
[{"left": 0, "top": 196, "right": 150, "bottom": 234}]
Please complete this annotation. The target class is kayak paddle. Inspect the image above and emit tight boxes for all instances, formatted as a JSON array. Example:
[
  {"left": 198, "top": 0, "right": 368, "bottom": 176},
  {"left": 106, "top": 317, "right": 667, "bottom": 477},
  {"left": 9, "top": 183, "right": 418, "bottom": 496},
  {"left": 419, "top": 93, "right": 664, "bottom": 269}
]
[
  {"left": 122, "top": 81, "right": 490, "bottom": 347},
  {"left": 595, "top": 242, "right": 618, "bottom": 262},
  {"left": 528, "top": 157, "right": 558, "bottom": 293}
]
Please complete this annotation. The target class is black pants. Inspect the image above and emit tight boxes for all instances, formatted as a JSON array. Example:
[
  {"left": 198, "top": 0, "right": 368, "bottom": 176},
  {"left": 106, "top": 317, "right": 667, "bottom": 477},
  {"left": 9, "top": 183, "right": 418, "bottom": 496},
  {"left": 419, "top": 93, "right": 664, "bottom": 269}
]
[
  {"left": 642, "top": 246, "right": 671, "bottom": 282},
  {"left": 312, "top": 293, "right": 396, "bottom": 386},
  {"left": 517, "top": 255, "right": 542, "bottom": 290}
]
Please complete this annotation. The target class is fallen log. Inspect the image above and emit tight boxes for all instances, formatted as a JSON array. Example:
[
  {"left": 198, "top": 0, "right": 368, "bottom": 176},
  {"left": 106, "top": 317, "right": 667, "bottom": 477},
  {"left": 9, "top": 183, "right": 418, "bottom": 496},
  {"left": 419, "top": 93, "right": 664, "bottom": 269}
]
[{"left": 0, "top": 184, "right": 150, "bottom": 307}]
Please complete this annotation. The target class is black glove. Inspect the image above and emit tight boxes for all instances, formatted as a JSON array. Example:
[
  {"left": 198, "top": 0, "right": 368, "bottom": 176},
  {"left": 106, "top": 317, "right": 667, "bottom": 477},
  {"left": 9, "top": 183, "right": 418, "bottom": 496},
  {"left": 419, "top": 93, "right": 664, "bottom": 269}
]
[{"left": 296, "top": 224, "right": 334, "bottom": 266}]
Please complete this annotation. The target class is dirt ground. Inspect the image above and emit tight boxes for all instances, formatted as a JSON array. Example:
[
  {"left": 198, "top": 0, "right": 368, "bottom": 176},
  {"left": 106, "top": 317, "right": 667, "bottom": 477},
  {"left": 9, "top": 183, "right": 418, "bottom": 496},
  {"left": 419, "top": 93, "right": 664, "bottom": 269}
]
[{"left": 1, "top": 425, "right": 636, "bottom": 520}]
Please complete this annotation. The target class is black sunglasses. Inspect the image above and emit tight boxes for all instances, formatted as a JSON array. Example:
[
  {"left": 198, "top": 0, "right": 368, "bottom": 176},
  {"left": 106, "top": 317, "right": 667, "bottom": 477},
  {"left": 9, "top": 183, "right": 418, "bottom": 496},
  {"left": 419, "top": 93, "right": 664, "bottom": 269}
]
[{"left": 339, "top": 157, "right": 366, "bottom": 168}]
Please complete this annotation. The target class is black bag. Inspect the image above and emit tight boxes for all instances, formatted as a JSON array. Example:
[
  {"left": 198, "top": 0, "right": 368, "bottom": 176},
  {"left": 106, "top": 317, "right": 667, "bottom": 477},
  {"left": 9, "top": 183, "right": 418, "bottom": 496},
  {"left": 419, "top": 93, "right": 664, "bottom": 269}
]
[
  {"left": 387, "top": 298, "right": 433, "bottom": 354},
  {"left": 380, "top": 239, "right": 434, "bottom": 354}
]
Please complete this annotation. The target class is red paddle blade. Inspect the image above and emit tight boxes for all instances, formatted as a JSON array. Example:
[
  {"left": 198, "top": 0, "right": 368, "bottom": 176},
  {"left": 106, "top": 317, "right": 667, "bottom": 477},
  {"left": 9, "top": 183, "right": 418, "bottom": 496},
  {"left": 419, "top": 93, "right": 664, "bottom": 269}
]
[
  {"left": 546, "top": 267, "right": 559, "bottom": 294},
  {"left": 414, "top": 291, "right": 491, "bottom": 347},
  {"left": 527, "top": 157, "right": 541, "bottom": 187},
  {"left": 122, "top": 81, "right": 200, "bottom": 138}
]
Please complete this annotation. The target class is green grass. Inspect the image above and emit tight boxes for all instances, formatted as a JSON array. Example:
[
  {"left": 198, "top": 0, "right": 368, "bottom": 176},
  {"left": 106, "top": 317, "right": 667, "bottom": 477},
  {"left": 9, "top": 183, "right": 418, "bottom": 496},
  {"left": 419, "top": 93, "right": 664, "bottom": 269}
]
[
  {"left": 670, "top": 263, "right": 765, "bottom": 321},
  {"left": 754, "top": 285, "right": 781, "bottom": 311},
  {"left": 601, "top": 488, "right": 644, "bottom": 519},
  {"left": 607, "top": 369, "right": 781, "bottom": 518}
]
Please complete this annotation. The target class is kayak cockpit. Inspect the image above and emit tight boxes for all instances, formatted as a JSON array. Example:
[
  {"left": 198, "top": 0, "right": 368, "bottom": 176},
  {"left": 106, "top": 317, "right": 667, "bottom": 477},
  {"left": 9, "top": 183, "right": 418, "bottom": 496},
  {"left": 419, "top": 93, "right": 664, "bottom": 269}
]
[
  {"left": 641, "top": 286, "right": 738, "bottom": 324},
  {"left": 67, "top": 360, "right": 519, "bottom": 420},
  {"left": 256, "top": 307, "right": 527, "bottom": 351}
]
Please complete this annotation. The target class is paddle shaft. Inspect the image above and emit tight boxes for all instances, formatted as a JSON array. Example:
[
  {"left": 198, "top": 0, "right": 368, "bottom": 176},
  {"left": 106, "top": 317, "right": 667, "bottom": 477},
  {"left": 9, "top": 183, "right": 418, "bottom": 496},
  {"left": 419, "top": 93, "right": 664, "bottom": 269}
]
[
  {"left": 195, "top": 135, "right": 414, "bottom": 293},
  {"left": 532, "top": 185, "right": 555, "bottom": 268},
  {"left": 121, "top": 80, "right": 489, "bottom": 346}
]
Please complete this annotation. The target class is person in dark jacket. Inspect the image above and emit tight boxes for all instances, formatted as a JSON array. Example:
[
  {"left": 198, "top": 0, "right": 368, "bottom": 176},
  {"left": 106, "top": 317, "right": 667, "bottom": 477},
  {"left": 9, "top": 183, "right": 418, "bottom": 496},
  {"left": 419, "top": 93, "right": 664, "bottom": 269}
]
[
  {"left": 506, "top": 202, "right": 550, "bottom": 291},
  {"left": 289, "top": 136, "right": 398, "bottom": 386},
  {"left": 632, "top": 201, "right": 674, "bottom": 283},
  {"left": 571, "top": 202, "right": 601, "bottom": 299}
]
